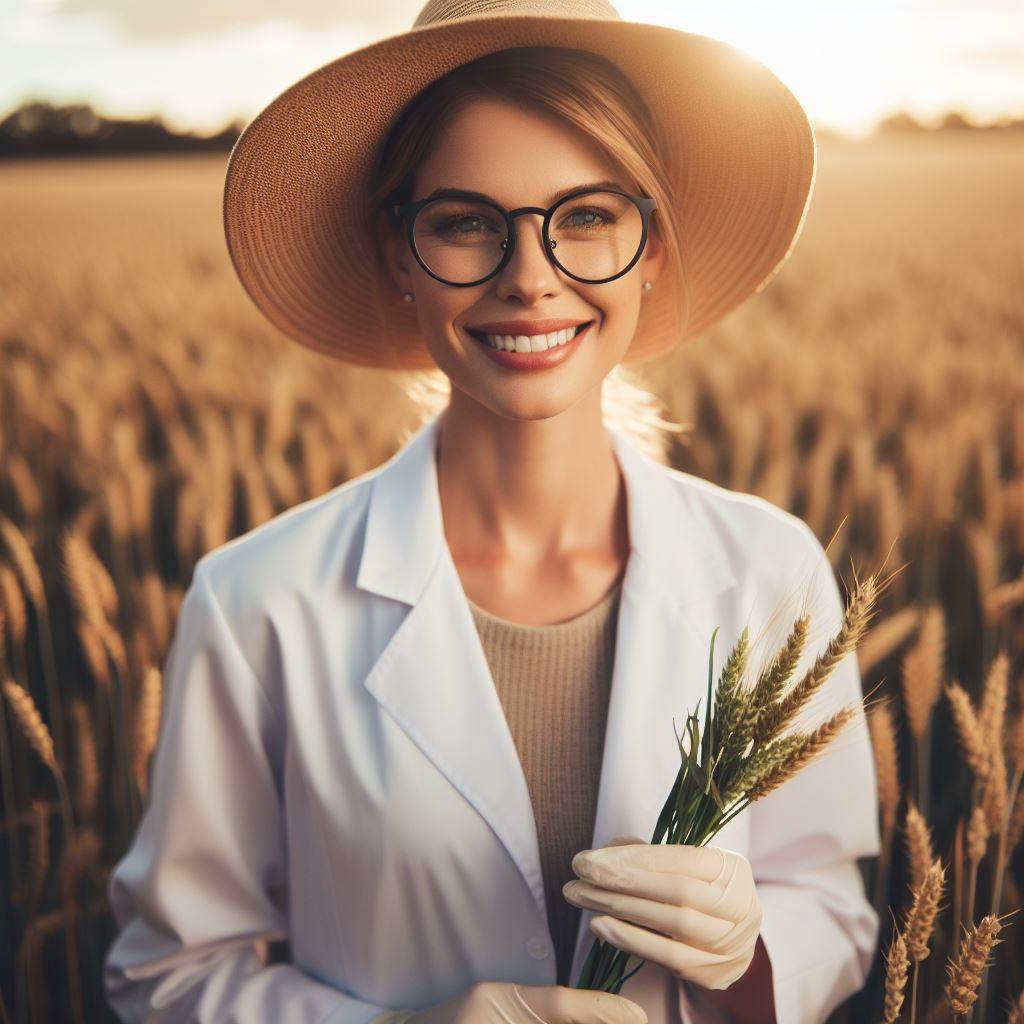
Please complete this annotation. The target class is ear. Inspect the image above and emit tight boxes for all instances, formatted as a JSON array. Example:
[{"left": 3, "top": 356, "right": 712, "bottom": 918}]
[
  {"left": 639, "top": 220, "right": 667, "bottom": 287},
  {"left": 378, "top": 211, "right": 415, "bottom": 298}
]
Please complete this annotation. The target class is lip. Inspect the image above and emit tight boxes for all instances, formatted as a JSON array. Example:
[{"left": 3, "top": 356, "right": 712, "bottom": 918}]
[
  {"left": 468, "top": 320, "right": 594, "bottom": 373},
  {"left": 465, "top": 318, "right": 591, "bottom": 336}
]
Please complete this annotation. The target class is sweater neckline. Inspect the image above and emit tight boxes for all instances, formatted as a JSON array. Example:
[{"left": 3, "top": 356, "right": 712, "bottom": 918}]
[{"left": 465, "top": 576, "right": 623, "bottom": 631}]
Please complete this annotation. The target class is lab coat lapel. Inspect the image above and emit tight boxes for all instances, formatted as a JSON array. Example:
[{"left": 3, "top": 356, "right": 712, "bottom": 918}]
[{"left": 357, "top": 410, "right": 739, "bottom": 970}]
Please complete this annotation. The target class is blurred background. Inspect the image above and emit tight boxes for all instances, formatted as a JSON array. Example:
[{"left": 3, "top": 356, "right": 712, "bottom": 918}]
[{"left": 1, "top": 0, "right": 1023, "bottom": 1021}]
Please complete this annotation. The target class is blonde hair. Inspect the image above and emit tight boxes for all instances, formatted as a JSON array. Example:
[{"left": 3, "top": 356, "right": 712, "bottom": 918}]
[{"left": 366, "top": 45, "right": 692, "bottom": 465}]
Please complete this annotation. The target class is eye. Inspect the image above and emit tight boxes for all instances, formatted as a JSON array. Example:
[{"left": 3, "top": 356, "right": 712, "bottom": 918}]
[{"left": 557, "top": 205, "right": 617, "bottom": 232}]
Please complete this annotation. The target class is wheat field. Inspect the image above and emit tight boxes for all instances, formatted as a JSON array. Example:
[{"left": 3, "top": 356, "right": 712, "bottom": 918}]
[{"left": 1, "top": 133, "right": 1023, "bottom": 1022}]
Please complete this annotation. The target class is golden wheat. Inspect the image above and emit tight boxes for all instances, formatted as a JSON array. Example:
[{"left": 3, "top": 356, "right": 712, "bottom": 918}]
[
  {"left": 945, "top": 681, "right": 991, "bottom": 784},
  {"left": 0, "top": 563, "right": 28, "bottom": 646},
  {"left": 747, "top": 705, "right": 858, "bottom": 802},
  {"left": 752, "top": 576, "right": 877, "bottom": 745},
  {"left": 945, "top": 914, "right": 1003, "bottom": 1015},
  {"left": 858, "top": 605, "right": 921, "bottom": 677},
  {"left": 0, "top": 514, "right": 47, "bottom": 610},
  {"left": 966, "top": 802, "right": 990, "bottom": 864},
  {"left": 900, "top": 603, "right": 946, "bottom": 741},
  {"left": 868, "top": 702, "right": 900, "bottom": 846},
  {"left": 903, "top": 800, "right": 934, "bottom": 891},
  {"left": 2, "top": 678, "right": 57, "bottom": 772},
  {"left": 904, "top": 859, "right": 946, "bottom": 962},
  {"left": 133, "top": 665, "right": 163, "bottom": 797},
  {"left": 882, "top": 929, "right": 909, "bottom": 1024},
  {"left": 70, "top": 696, "right": 100, "bottom": 821}
]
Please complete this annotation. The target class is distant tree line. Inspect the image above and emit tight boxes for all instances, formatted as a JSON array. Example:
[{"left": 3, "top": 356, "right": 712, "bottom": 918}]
[
  {"left": 0, "top": 101, "right": 243, "bottom": 158},
  {"left": 1, "top": 99, "right": 1022, "bottom": 159}
]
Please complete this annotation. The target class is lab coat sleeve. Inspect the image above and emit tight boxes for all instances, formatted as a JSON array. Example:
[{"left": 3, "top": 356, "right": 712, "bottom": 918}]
[
  {"left": 103, "top": 561, "right": 395, "bottom": 1024},
  {"left": 742, "top": 528, "right": 883, "bottom": 1024}
]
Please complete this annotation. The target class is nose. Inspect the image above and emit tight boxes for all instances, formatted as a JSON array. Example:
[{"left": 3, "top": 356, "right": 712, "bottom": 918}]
[{"left": 493, "top": 209, "right": 561, "bottom": 304}]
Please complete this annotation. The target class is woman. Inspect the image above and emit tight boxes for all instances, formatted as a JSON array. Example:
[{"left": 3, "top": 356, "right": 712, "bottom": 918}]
[{"left": 103, "top": 3, "right": 881, "bottom": 1023}]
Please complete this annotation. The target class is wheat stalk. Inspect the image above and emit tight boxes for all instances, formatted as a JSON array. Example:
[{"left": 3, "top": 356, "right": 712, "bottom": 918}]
[
  {"left": 882, "top": 928, "right": 909, "bottom": 1024},
  {"left": 0, "top": 563, "right": 28, "bottom": 646},
  {"left": 869, "top": 701, "right": 900, "bottom": 849},
  {"left": 70, "top": 697, "right": 100, "bottom": 822},
  {"left": 744, "top": 615, "right": 811, "bottom": 730},
  {"left": 903, "top": 799, "right": 933, "bottom": 891},
  {"left": 966, "top": 802, "right": 990, "bottom": 864},
  {"left": 0, "top": 514, "right": 47, "bottom": 611},
  {"left": 903, "top": 857, "right": 946, "bottom": 1024},
  {"left": 747, "top": 705, "right": 858, "bottom": 802},
  {"left": 752, "top": 575, "right": 876, "bottom": 746},
  {"left": 61, "top": 527, "right": 108, "bottom": 633},
  {"left": 133, "top": 665, "right": 163, "bottom": 798},
  {"left": 1011, "top": 705, "right": 1024, "bottom": 777},
  {"left": 945, "top": 681, "right": 990, "bottom": 785},
  {"left": 983, "top": 741, "right": 1008, "bottom": 833},
  {"left": 26, "top": 798, "right": 49, "bottom": 905},
  {"left": 900, "top": 603, "right": 945, "bottom": 742},
  {"left": 945, "top": 913, "right": 1004, "bottom": 1017},
  {"left": 904, "top": 858, "right": 945, "bottom": 962},
  {"left": 2, "top": 678, "right": 57, "bottom": 773},
  {"left": 710, "top": 625, "right": 750, "bottom": 756},
  {"left": 859, "top": 605, "right": 920, "bottom": 677},
  {"left": 978, "top": 650, "right": 1009, "bottom": 747}
]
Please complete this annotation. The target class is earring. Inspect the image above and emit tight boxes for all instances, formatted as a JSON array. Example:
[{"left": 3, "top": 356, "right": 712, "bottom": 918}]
[
  {"left": 642, "top": 281, "right": 653, "bottom": 293},
  {"left": 402, "top": 292, "right": 414, "bottom": 303}
]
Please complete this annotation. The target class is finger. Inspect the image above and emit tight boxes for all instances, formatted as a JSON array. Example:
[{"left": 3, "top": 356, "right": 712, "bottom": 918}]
[
  {"left": 589, "top": 913, "right": 736, "bottom": 978},
  {"left": 574, "top": 843, "right": 730, "bottom": 885},
  {"left": 605, "top": 835, "right": 647, "bottom": 848},
  {"left": 515, "top": 982, "right": 649, "bottom": 1024},
  {"left": 564, "top": 879, "right": 733, "bottom": 949},
  {"left": 569, "top": 857, "right": 729, "bottom": 919}
]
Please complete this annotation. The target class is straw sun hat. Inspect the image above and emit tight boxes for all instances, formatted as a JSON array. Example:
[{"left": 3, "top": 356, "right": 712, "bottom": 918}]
[{"left": 222, "top": 0, "right": 815, "bottom": 370}]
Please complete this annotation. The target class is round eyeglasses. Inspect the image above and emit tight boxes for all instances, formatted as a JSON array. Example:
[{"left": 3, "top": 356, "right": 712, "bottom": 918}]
[{"left": 388, "top": 186, "right": 657, "bottom": 287}]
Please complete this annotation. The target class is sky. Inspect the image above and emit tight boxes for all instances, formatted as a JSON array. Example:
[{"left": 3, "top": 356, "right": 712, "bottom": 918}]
[{"left": 2, "top": 0, "right": 1022, "bottom": 139}]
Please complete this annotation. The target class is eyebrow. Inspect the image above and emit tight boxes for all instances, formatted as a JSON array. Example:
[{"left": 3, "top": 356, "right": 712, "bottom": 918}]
[{"left": 423, "top": 178, "right": 626, "bottom": 206}]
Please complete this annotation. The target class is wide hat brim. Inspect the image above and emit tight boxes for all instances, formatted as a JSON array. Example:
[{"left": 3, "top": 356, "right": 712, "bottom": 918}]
[{"left": 223, "top": 11, "right": 816, "bottom": 370}]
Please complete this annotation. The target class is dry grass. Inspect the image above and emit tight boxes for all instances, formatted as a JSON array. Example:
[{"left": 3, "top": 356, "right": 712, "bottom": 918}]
[{"left": 1, "top": 133, "right": 1023, "bottom": 1021}]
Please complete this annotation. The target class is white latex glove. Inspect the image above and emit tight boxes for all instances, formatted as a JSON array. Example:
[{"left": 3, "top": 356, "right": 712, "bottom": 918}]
[
  {"left": 562, "top": 836, "right": 763, "bottom": 991},
  {"left": 369, "top": 979, "right": 648, "bottom": 1023}
]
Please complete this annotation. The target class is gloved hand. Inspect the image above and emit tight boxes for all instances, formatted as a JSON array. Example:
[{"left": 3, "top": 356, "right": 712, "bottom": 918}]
[
  {"left": 370, "top": 979, "right": 648, "bottom": 1023},
  {"left": 562, "top": 836, "right": 762, "bottom": 991}
]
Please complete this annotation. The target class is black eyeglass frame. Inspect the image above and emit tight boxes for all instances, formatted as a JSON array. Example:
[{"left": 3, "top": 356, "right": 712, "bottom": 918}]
[{"left": 389, "top": 186, "right": 658, "bottom": 287}]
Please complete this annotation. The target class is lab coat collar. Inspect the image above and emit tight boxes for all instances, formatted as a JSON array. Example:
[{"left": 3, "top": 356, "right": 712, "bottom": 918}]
[
  {"left": 357, "top": 407, "right": 735, "bottom": 611},
  {"left": 357, "top": 409, "right": 739, "bottom": 981}
]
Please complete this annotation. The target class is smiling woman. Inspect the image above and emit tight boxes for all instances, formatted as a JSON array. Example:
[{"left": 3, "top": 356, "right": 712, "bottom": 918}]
[{"left": 103, "top": 5, "right": 877, "bottom": 1024}]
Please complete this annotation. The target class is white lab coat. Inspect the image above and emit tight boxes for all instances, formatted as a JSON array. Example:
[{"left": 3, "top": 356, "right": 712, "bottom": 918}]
[{"left": 103, "top": 407, "right": 881, "bottom": 1024}]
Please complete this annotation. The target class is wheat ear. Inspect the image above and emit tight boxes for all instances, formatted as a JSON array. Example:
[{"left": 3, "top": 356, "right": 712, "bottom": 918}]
[
  {"left": 900, "top": 603, "right": 945, "bottom": 742},
  {"left": 2, "top": 678, "right": 57, "bottom": 772},
  {"left": 869, "top": 701, "right": 900, "bottom": 849},
  {"left": 945, "top": 913, "right": 1004, "bottom": 1016},
  {"left": 904, "top": 858, "right": 946, "bottom": 962},
  {"left": 882, "top": 929, "right": 909, "bottom": 1024},
  {"left": 753, "top": 575, "right": 876, "bottom": 746},
  {"left": 746, "top": 705, "right": 858, "bottom": 802},
  {"left": 945, "top": 682, "right": 990, "bottom": 785},
  {"left": 903, "top": 799, "right": 933, "bottom": 891}
]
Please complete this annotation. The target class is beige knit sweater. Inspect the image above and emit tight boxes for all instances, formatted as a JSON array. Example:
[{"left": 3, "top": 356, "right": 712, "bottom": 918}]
[{"left": 466, "top": 578, "right": 623, "bottom": 986}]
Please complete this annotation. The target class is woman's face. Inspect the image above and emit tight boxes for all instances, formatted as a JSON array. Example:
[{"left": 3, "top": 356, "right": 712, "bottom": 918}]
[{"left": 383, "top": 95, "right": 665, "bottom": 422}]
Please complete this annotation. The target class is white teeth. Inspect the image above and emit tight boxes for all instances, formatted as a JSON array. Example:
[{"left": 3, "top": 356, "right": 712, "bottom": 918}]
[{"left": 481, "top": 324, "right": 586, "bottom": 351}]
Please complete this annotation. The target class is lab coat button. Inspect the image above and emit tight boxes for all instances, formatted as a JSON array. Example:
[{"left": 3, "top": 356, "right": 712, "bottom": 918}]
[{"left": 526, "top": 935, "right": 551, "bottom": 959}]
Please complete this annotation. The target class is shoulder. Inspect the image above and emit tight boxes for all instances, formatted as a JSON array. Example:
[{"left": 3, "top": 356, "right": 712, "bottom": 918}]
[
  {"left": 189, "top": 460, "right": 381, "bottom": 619},
  {"left": 660, "top": 461, "right": 828, "bottom": 569},
  {"left": 656, "top": 462, "right": 850, "bottom": 654}
]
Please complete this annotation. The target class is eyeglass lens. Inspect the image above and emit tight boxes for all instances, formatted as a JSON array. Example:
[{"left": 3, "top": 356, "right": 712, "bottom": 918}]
[{"left": 411, "top": 191, "right": 644, "bottom": 285}]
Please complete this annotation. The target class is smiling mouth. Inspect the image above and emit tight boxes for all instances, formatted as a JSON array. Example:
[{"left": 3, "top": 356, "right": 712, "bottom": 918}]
[{"left": 466, "top": 321, "right": 594, "bottom": 352}]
